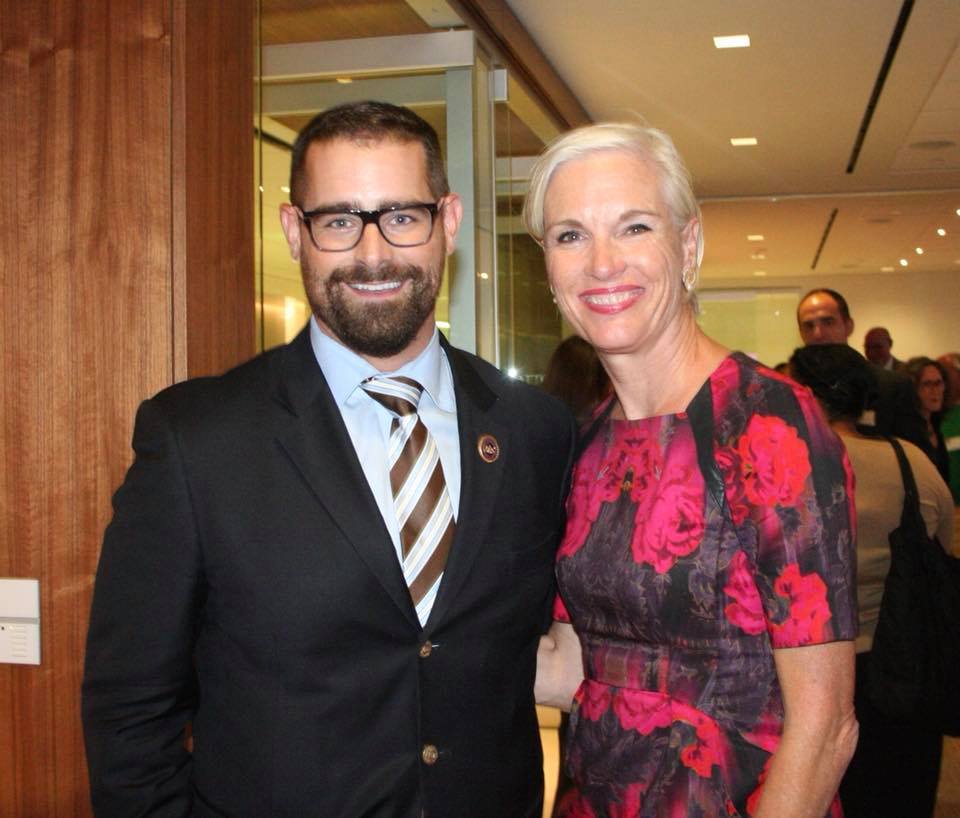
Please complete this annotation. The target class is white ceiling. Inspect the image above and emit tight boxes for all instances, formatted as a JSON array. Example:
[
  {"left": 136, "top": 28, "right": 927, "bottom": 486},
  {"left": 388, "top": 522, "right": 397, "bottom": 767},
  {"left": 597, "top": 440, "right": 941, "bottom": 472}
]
[{"left": 505, "top": 0, "right": 960, "bottom": 281}]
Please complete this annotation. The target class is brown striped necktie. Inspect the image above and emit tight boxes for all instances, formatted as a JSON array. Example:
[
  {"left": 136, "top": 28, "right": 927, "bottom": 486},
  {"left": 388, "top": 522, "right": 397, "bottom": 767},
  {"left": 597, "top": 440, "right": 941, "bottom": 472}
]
[{"left": 361, "top": 376, "right": 455, "bottom": 625}]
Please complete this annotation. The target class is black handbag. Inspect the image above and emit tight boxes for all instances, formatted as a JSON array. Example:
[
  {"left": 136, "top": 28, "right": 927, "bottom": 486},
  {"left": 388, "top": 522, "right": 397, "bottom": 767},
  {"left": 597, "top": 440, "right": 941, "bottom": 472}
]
[{"left": 866, "top": 436, "right": 960, "bottom": 735}]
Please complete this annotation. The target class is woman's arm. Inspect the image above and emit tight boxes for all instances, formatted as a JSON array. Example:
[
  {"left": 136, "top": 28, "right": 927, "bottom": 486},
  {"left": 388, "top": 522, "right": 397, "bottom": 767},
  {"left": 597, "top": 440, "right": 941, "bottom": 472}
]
[
  {"left": 752, "top": 640, "right": 858, "bottom": 818},
  {"left": 535, "top": 621, "right": 585, "bottom": 711}
]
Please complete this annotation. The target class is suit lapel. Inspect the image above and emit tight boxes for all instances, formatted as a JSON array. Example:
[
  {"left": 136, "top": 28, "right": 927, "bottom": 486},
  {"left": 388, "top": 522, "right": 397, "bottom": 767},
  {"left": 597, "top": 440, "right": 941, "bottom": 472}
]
[
  {"left": 272, "top": 329, "right": 418, "bottom": 627},
  {"left": 426, "top": 343, "right": 509, "bottom": 628}
]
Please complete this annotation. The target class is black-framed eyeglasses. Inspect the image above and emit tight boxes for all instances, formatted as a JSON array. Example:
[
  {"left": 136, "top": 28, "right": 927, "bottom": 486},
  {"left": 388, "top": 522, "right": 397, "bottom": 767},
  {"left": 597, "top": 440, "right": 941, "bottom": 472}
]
[{"left": 296, "top": 202, "right": 441, "bottom": 252}]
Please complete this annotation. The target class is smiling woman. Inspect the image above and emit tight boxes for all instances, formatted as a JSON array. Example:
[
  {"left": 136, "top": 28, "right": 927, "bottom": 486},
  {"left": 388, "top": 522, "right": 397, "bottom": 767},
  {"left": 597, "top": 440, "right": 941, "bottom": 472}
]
[{"left": 528, "top": 122, "right": 859, "bottom": 818}]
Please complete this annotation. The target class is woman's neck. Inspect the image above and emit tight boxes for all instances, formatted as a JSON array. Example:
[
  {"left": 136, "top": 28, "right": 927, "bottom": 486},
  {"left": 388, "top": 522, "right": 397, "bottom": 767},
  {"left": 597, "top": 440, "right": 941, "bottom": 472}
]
[{"left": 602, "top": 318, "right": 729, "bottom": 420}]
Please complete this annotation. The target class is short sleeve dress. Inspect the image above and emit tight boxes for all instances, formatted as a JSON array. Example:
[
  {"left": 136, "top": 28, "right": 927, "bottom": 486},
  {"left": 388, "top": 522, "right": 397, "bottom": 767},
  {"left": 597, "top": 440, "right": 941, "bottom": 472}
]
[{"left": 554, "top": 353, "right": 857, "bottom": 818}]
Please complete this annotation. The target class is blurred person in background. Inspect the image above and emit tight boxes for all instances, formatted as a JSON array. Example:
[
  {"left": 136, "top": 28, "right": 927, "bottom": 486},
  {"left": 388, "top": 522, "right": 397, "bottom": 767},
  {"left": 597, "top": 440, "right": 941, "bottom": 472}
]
[
  {"left": 904, "top": 356, "right": 951, "bottom": 484},
  {"left": 797, "top": 289, "right": 930, "bottom": 457},
  {"left": 542, "top": 335, "right": 611, "bottom": 424},
  {"left": 790, "top": 343, "right": 953, "bottom": 818},
  {"left": 937, "top": 352, "right": 960, "bottom": 504},
  {"left": 863, "top": 327, "right": 902, "bottom": 371},
  {"left": 528, "top": 121, "right": 857, "bottom": 818}
]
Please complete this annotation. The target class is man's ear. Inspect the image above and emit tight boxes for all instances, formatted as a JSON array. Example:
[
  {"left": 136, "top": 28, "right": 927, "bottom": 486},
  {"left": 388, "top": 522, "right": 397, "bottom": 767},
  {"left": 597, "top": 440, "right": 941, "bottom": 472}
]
[
  {"left": 845, "top": 317, "right": 855, "bottom": 340},
  {"left": 279, "top": 203, "right": 303, "bottom": 261},
  {"left": 439, "top": 194, "right": 464, "bottom": 257}
]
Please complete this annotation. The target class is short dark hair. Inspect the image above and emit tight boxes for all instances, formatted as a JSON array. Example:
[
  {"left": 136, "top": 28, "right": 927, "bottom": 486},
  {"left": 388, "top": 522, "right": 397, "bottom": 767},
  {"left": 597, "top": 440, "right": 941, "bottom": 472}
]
[
  {"left": 798, "top": 288, "right": 851, "bottom": 322},
  {"left": 789, "top": 343, "right": 877, "bottom": 422},
  {"left": 288, "top": 100, "right": 449, "bottom": 207}
]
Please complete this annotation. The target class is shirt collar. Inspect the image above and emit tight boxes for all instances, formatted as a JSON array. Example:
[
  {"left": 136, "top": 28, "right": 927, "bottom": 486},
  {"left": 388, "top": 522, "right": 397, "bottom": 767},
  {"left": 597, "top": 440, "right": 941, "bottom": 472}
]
[{"left": 309, "top": 316, "right": 454, "bottom": 411}]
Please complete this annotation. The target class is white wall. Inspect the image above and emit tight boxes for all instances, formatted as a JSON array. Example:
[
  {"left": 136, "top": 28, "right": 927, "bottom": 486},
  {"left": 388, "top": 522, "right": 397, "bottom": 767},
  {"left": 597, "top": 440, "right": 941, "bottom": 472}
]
[{"left": 705, "top": 268, "right": 960, "bottom": 360}]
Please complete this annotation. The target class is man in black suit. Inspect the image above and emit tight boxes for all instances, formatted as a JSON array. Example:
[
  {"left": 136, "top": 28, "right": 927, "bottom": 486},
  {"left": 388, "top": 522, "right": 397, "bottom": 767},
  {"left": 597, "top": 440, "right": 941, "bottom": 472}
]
[
  {"left": 82, "top": 101, "right": 575, "bottom": 818},
  {"left": 796, "top": 288, "right": 930, "bottom": 455}
]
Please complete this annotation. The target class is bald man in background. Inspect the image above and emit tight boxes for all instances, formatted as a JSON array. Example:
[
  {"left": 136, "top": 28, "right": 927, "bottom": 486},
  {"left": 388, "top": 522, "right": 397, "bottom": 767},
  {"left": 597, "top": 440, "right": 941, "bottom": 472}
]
[
  {"left": 797, "top": 288, "right": 931, "bottom": 457},
  {"left": 863, "top": 327, "right": 903, "bottom": 372}
]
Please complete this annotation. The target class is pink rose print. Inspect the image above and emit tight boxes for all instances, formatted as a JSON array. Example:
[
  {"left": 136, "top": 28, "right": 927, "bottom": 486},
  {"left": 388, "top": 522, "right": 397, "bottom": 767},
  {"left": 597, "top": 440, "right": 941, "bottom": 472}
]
[
  {"left": 556, "top": 791, "right": 598, "bottom": 818},
  {"left": 560, "top": 423, "right": 661, "bottom": 558},
  {"left": 770, "top": 563, "right": 832, "bottom": 645},
  {"left": 559, "top": 454, "right": 610, "bottom": 558},
  {"left": 612, "top": 690, "right": 672, "bottom": 734},
  {"left": 577, "top": 681, "right": 613, "bottom": 722},
  {"left": 674, "top": 703, "right": 724, "bottom": 778},
  {"left": 609, "top": 783, "right": 644, "bottom": 818},
  {"left": 630, "top": 465, "right": 705, "bottom": 573},
  {"left": 722, "top": 551, "right": 766, "bottom": 635},
  {"left": 710, "top": 357, "right": 741, "bottom": 418},
  {"left": 619, "top": 424, "right": 665, "bottom": 503},
  {"left": 734, "top": 415, "right": 811, "bottom": 509},
  {"left": 715, "top": 446, "right": 750, "bottom": 526}
]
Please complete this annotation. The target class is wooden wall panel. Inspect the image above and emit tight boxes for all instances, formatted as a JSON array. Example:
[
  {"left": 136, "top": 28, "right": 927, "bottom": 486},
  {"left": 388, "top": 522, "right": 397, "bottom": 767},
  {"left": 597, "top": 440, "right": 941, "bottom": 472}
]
[
  {"left": 0, "top": 1, "right": 253, "bottom": 815},
  {"left": 176, "top": 0, "right": 255, "bottom": 380}
]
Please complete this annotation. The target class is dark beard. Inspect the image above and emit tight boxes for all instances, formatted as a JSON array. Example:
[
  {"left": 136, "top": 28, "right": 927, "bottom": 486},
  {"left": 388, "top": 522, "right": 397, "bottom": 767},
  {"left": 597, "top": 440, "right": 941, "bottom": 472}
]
[{"left": 308, "top": 260, "right": 440, "bottom": 359}]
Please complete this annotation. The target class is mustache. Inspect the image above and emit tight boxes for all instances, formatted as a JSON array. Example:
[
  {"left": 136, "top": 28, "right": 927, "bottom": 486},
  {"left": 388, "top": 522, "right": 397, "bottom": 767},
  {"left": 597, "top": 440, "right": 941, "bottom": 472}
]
[{"left": 327, "top": 261, "right": 423, "bottom": 286}]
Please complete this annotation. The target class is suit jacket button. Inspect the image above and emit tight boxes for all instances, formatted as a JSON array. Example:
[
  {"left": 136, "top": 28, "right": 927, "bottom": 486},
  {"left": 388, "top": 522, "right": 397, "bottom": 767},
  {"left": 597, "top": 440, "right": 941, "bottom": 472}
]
[
  {"left": 419, "top": 641, "right": 433, "bottom": 658},
  {"left": 421, "top": 743, "right": 439, "bottom": 765}
]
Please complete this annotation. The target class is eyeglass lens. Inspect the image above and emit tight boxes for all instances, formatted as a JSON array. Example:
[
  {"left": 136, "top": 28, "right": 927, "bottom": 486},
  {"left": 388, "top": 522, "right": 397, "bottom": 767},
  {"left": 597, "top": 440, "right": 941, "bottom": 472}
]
[{"left": 307, "top": 205, "right": 435, "bottom": 250}]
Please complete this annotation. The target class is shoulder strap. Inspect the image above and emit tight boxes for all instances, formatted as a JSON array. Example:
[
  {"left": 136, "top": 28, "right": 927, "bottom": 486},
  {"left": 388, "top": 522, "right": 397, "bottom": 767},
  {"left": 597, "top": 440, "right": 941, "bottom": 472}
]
[{"left": 885, "top": 436, "right": 923, "bottom": 529}]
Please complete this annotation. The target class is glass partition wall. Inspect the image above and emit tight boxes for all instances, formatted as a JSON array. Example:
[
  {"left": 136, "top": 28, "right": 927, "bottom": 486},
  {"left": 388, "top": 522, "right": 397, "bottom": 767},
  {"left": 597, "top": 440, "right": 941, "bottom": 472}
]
[{"left": 254, "top": 6, "right": 566, "bottom": 378}]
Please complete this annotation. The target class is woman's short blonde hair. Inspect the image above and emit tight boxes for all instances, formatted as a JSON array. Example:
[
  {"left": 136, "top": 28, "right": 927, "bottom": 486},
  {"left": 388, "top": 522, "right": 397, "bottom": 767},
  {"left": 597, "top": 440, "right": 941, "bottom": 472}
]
[{"left": 522, "top": 121, "right": 704, "bottom": 272}]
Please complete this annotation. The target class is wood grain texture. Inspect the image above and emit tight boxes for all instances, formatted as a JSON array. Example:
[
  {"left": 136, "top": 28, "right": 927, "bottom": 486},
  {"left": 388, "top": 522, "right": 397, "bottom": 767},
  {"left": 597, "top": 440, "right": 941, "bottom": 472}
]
[
  {"left": 0, "top": 1, "right": 253, "bottom": 815},
  {"left": 260, "top": 0, "right": 431, "bottom": 45},
  {"left": 176, "top": 0, "right": 255, "bottom": 380}
]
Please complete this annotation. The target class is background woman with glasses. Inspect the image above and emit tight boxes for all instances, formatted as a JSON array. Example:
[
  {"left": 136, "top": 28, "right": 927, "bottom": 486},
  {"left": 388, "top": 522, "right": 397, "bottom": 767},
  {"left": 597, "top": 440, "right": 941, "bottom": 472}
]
[{"left": 905, "top": 356, "right": 951, "bottom": 483}]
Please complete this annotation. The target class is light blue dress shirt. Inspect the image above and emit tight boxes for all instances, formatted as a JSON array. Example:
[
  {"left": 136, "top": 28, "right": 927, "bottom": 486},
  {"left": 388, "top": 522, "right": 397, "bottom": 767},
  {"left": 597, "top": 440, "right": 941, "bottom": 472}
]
[{"left": 309, "top": 317, "right": 461, "bottom": 562}]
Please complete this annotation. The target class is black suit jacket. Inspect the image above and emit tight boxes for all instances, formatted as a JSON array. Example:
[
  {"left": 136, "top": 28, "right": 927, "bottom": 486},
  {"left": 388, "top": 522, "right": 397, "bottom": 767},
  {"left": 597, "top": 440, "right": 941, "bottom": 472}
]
[{"left": 82, "top": 328, "right": 576, "bottom": 818}]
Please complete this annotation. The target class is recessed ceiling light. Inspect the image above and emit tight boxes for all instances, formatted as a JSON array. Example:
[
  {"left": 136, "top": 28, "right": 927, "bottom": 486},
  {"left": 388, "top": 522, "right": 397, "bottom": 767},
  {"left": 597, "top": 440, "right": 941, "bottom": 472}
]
[
  {"left": 714, "top": 34, "right": 751, "bottom": 49},
  {"left": 881, "top": 266, "right": 895, "bottom": 272},
  {"left": 750, "top": 252, "right": 766, "bottom": 260},
  {"left": 899, "top": 258, "right": 909, "bottom": 267},
  {"left": 478, "top": 272, "right": 489, "bottom": 280},
  {"left": 336, "top": 77, "right": 353, "bottom": 84},
  {"left": 730, "top": 137, "right": 758, "bottom": 146},
  {"left": 956, "top": 209, "right": 960, "bottom": 216},
  {"left": 937, "top": 228, "right": 946, "bottom": 236},
  {"left": 915, "top": 247, "right": 924, "bottom": 255},
  {"left": 747, "top": 234, "right": 765, "bottom": 241},
  {"left": 280, "top": 185, "right": 290, "bottom": 194},
  {"left": 753, "top": 270, "right": 767, "bottom": 277}
]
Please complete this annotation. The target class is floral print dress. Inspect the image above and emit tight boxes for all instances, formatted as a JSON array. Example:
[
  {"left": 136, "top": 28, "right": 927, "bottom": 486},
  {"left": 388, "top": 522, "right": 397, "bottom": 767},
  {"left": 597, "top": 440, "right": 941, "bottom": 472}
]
[{"left": 554, "top": 353, "right": 857, "bottom": 818}]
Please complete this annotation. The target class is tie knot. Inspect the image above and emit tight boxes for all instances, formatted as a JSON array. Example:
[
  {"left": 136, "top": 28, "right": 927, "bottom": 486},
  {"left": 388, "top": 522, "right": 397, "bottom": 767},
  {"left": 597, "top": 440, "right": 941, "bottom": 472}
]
[{"left": 361, "top": 375, "right": 424, "bottom": 417}]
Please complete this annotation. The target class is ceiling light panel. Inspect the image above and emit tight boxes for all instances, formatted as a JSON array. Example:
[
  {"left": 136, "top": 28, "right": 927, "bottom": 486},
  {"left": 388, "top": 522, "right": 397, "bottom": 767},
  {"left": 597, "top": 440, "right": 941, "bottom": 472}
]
[
  {"left": 730, "top": 137, "right": 758, "bottom": 146},
  {"left": 714, "top": 35, "right": 751, "bottom": 49}
]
